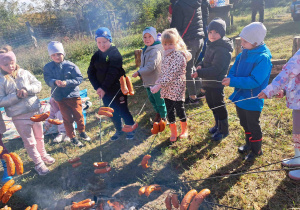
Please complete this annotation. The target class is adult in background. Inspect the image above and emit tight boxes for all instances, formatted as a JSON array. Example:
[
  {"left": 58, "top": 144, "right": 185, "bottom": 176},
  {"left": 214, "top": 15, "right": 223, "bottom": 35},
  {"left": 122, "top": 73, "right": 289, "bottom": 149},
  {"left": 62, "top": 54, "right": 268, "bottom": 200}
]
[
  {"left": 171, "top": 0, "right": 209, "bottom": 104},
  {"left": 251, "top": 0, "right": 265, "bottom": 23}
]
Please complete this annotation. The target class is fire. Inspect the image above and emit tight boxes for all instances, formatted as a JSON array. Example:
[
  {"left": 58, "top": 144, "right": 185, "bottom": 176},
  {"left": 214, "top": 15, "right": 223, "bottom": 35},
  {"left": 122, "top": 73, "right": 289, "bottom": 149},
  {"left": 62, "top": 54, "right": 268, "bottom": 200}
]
[{"left": 107, "top": 200, "right": 124, "bottom": 210}]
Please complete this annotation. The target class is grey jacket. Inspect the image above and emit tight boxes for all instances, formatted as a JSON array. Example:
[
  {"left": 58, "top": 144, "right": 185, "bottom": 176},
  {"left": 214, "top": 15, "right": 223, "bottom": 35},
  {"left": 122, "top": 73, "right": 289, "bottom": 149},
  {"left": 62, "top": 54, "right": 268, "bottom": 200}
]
[
  {"left": 0, "top": 69, "right": 41, "bottom": 117},
  {"left": 138, "top": 43, "right": 163, "bottom": 87}
]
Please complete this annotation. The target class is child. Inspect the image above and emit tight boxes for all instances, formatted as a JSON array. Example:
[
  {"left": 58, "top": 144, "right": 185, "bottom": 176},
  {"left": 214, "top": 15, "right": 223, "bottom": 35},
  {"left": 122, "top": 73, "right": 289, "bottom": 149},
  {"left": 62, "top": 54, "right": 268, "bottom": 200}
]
[
  {"left": 222, "top": 22, "right": 272, "bottom": 161},
  {"left": 132, "top": 27, "right": 167, "bottom": 123},
  {"left": 0, "top": 45, "right": 55, "bottom": 175},
  {"left": 258, "top": 49, "right": 300, "bottom": 180},
  {"left": 192, "top": 18, "right": 233, "bottom": 141},
  {"left": 151, "top": 28, "right": 191, "bottom": 142},
  {"left": 0, "top": 114, "right": 12, "bottom": 182},
  {"left": 44, "top": 41, "right": 91, "bottom": 147},
  {"left": 87, "top": 27, "right": 135, "bottom": 141},
  {"left": 45, "top": 97, "right": 70, "bottom": 143}
]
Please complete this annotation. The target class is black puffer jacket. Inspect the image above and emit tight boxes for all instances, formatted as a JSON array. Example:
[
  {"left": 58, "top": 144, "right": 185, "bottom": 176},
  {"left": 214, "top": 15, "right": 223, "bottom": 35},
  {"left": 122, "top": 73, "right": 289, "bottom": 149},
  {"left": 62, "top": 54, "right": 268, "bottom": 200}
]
[
  {"left": 170, "top": 0, "right": 208, "bottom": 41},
  {"left": 87, "top": 45, "right": 125, "bottom": 95},
  {"left": 196, "top": 37, "right": 233, "bottom": 88},
  {"left": 251, "top": 0, "right": 265, "bottom": 9}
]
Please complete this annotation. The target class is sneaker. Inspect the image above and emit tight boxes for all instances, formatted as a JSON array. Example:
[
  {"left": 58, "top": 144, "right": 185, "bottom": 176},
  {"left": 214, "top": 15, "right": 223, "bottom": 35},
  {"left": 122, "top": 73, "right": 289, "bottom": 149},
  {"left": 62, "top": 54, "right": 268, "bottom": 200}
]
[
  {"left": 71, "top": 137, "right": 83, "bottom": 147},
  {"left": 110, "top": 131, "right": 123, "bottom": 141},
  {"left": 184, "top": 97, "right": 199, "bottom": 105},
  {"left": 53, "top": 132, "right": 65, "bottom": 143},
  {"left": 34, "top": 162, "right": 50, "bottom": 176},
  {"left": 126, "top": 130, "right": 136, "bottom": 140},
  {"left": 42, "top": 155, "right": 55, "bottom": 165},
  {"left": 79, "top": 132, "right": 91, "bottom": 141},
  {"left": 64, "top": 136, "right": 71, "bottom": 142},
  {"left": 243, "top": 151, "right": 263, "bottom": 161}
]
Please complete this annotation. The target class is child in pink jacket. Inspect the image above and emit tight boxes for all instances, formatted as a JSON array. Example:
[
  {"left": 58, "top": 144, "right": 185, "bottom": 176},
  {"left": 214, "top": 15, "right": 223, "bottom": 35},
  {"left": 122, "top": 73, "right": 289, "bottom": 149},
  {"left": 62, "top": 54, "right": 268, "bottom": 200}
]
[
  {"left": 258, "top": 49, "right": 300, "bottom": 180},
  {"left": 151, "top": 28, "right": 191, "bottom": 142}
]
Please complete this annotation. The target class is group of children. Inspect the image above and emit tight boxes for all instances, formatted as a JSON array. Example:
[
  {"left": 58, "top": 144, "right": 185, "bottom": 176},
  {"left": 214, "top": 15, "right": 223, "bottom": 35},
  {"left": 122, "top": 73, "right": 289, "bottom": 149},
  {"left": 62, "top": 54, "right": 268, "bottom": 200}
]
[{"left": 0, "top": 17, "right": 299, "bottom": 180}]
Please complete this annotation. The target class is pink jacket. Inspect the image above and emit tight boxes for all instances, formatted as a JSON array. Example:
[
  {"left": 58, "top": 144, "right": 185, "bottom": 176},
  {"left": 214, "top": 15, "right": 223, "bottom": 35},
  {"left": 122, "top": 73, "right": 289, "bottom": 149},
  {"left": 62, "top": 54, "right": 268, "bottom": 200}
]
[
  {"left": 263, "top": 49, "right": 300, "bottom": 110},
  {"left": 156, "top": 49, "right": 188, "bottom": 101}
]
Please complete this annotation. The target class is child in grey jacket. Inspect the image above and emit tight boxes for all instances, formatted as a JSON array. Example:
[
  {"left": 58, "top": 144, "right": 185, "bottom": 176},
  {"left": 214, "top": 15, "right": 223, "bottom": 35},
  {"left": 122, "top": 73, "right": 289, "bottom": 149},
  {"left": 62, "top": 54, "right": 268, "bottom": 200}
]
[{"left": 132, "top": 27, "right": 167, "bottom": 123}]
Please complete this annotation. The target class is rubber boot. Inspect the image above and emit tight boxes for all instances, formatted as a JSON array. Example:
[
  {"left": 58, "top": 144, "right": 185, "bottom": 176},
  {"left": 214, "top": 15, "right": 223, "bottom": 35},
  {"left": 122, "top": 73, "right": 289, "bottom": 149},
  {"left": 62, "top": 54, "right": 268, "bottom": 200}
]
[
  {"left": 282, "top": 134, "right": 300, "bottom": 167},
  {"left": 169, "top": 123, "right": 178, "bottom": 142},
  {"left": 1, "top": 159, "right": 12, "bottom": 183},
  {"left": 209, "top": 113, "right": 218, "bottom": 134},
  {"left": 212, "top": 118, "right": 229, "bottom": 141},
  {"left": 238, "top": 132, "right": 251, "bottom": 154},
  {"left": 244, "top": 137, "right": 263, "bottom": 161},
  {"left": 179, "top": 121, "right": 188, "bottom": 139},
  {"left": 289, "top": 170, "right": 300, "bottom": 180}
]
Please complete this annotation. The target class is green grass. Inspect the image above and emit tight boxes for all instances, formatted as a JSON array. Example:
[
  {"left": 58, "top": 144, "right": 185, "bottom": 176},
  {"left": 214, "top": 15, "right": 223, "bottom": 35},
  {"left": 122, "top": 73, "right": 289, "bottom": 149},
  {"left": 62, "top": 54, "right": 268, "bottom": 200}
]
[{"left": 1, "top": 5, "right": 300, "bottom": 210}]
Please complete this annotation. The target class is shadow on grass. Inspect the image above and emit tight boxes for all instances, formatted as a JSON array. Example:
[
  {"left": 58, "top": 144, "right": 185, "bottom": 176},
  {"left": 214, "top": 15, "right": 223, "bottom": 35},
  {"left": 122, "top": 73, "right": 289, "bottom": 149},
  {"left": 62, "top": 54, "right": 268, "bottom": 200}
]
[{"left": 267, "top": 20, "right": 300, "bottom": 39}]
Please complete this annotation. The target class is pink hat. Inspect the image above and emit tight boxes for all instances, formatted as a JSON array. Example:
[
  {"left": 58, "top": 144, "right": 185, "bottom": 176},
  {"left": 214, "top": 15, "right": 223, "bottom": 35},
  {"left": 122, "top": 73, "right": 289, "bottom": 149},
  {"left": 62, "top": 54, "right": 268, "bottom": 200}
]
[{"left": 0, "top": 51, "right": 16, "bottom": 66}]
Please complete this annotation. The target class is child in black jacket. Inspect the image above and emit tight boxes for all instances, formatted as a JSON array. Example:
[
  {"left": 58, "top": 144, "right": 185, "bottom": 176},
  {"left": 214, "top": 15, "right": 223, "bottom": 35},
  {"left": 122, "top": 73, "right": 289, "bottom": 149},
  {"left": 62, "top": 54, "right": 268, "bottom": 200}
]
[
  {"left": 88, "top": 27, "right": 135, "bottom": 141},
  {"left": 192, "top": 18, "right": 233, "bottom": 141}
]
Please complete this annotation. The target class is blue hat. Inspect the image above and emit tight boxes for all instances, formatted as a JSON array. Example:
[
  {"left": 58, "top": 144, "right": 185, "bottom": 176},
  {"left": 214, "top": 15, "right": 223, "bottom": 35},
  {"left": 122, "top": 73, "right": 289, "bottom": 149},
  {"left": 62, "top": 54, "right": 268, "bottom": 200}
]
[{"left": 95, "top": 27, "right": 112, "bottom": 43}]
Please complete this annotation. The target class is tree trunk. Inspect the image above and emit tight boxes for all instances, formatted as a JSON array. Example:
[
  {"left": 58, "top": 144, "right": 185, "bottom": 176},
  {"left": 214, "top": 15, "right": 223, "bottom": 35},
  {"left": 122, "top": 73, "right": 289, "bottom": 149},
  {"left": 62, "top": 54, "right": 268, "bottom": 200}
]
[
  {"left": 292, "top": 36, "right": 300, "bottom": 56},
  {"left": 134, "top": 49, "right": 142, "bottom": 68},
  {"left": 234, "top": 37, "right": 242, "bottom": 57}
]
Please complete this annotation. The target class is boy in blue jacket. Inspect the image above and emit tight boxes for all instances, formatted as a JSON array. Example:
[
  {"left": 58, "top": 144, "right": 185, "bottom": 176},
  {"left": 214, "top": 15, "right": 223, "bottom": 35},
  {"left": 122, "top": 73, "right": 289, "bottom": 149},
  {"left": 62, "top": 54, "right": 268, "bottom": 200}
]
[{"left": 222, "top": 22, "right": 272, "bottom": 161}]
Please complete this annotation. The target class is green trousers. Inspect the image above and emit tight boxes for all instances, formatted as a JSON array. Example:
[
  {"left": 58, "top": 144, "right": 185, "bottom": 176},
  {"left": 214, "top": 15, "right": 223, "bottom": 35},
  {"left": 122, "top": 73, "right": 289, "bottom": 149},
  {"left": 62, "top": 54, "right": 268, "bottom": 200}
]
[{"left": 146, "top": 88, "right": 167, "bottom": 118}]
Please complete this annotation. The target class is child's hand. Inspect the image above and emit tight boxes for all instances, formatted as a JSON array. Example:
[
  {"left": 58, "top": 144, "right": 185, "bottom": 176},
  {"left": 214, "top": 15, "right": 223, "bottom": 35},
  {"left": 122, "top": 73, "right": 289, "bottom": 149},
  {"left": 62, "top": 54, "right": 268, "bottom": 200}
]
[
  {"left": 275, "top": 90, "right": 285, "bottom": 98},
  {"left": 191, "top": 72, "right": 198, "bottom": 78},
  {"left": 196, "top": 66, "right": 202, "bottom": 70},
  {"left": 150, "top": 85, "right": 161, "bottom": 94},
  {"left": 132, "top": 72, "right": 139, "bottom": 78},
  {"left": 60, "top": 81, "right": 67, "bottom": 87},
  {"left": 257, "top": 91, "right": 267, "bottom": 99},
  {"left": 97, "top": 88, "right": 105, "bottom": 99},
  {"left": 17, "top": 89, "right": 28, "bottom": 98},
  {"left": 222, "top": 78, "right": 230, "bottom": 86}
]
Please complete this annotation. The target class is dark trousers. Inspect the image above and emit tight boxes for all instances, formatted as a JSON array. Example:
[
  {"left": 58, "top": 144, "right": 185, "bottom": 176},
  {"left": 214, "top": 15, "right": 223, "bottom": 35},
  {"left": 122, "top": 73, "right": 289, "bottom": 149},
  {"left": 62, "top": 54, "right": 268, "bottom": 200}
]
[
  {"left": 185, "top": 38, "right": 204, "bottom": 96},
  {"left": 102, "top": 93, "right": 134, "bottom": 131},
  {"left": 165, "top": 98, "right": 186, "bottom": 124},
  {"left": 205, "top": 87, "right": 228, "bottom": 120},
  {"left": 252, "top": 7, "right": 264, "bottom": 22},
  {"left": 236, "top": 106, "right": 262, "bottom": 140},
  {"left": 0, "top": 134, "right": 9, "bottom": 159}
]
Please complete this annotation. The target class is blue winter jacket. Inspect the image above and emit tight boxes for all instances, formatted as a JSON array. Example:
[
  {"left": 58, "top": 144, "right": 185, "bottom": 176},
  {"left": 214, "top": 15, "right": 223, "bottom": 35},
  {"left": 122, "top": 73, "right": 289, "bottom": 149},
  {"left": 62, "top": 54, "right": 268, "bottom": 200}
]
[
  {"left": 228, "top": 44, "right": 272, "bottom": 111},
  {"left": 43, "top": 60, "right": 83, "bottom": 102}
]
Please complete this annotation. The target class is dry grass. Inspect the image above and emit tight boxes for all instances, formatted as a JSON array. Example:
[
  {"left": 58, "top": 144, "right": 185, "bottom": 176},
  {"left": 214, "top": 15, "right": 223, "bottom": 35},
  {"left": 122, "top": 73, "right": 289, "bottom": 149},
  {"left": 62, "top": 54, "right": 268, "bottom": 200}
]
[{"left": 1, "top": 6, "right": 300, "bottom": 210}]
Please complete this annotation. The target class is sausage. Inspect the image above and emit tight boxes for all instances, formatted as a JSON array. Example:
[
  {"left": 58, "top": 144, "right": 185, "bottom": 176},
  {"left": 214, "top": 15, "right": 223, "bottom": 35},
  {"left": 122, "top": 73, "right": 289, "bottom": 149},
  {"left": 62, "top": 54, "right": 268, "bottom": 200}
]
[
  {"left": 0, "top": 180, "right": 15, "bottom": 200},
  {"left": 71, "top": 201, "right": 95, "bottom": 210},
  {"left": 0, "top": 146, "right": 3, "bottom": 154},
  {"left": 94, "top": 166, "right": 111, "bottom": 174},
  {"left": 144, "top": 184, "right": 161, "bottom": 197},
  {"left": 99, "top": 107, "right": 114, "bottom": 113},
  {"left": 141, "top": 155, "right": 151, "bottom": 169},
  {"left": 9, "top": 152, "right": 24, "bottom": 175},
  {"left": 189, "top": 189, "right": 211, "bottom": 210},
  {"left": 48, "top": 119, "right": 63, "bottom": 125},
  {"left": 25, "top": 207, "right": 31, "bottom": 210},
  {"left": 30, "top": 204, "right": 38, "bottom": 210},
  {"left": 125, "top": 76, "right": 135, "bottom": 95},
  {"left": 98, "top": 110, "right": 113, "bottom": 118},
  {"left": 93, "top": 162, "right": 108, "bottom": 168},
  {"left": 180, "top": 189, "right": 197, "bottom": 210},
  {"left": 158, "top": 120, "right": 166, "bottom": 132},
  {"left": 120, "top": 76, "right": 129, "bottom": 95},
  {"left": 2, "top": 185, "right": 22, "bottom": 204},
  {"left": 151, "top": 122, "right": 159, "bottom": 135},
  {"left": 122, "top": 123, "right": 138, "bottom": 133},
  {"left": 3, "top": 154, "right": 15, "bottom": 176},
  {"left": 68, "top": 157, "right": 80, "bottom": 164},
  {"left": 138, "top": 186, "right": 147, "bottom": 196},
  {"left": 72, "top": 199, "right": 92, "bottom": 205},
  {"left": 30, "top": 111, "right": 50, "bottom": 122},
  {"left": 72, "top": 162, "right": 82, "bottom": 168},
  {"left": 171, "top": 193, "right": 180, "bottom": 208},
  {"left": 165, "top": 194, "right": 172, "bottom": 210}
]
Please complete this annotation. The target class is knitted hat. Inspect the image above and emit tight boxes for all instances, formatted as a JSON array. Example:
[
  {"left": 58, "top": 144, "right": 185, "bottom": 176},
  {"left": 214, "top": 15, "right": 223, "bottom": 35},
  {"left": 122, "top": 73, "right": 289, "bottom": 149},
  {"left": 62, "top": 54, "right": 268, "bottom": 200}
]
[
  {"left": 143, "top": 27, "right": 157, "bottom": 41},
  {"left": 0, "top": 51, "right": 16, "bottom": 66},
  {"left": 47, "top": 41, "right": 65, "bottom": 56},
  {"left": 95, "top": 27, "right": 112, "bottom": 43},
  {"left": 239, "top": 22, "right": 267, "bottom": 45},
  {"left": 208, "top": 18, "right": 226, "bottom": 38}
]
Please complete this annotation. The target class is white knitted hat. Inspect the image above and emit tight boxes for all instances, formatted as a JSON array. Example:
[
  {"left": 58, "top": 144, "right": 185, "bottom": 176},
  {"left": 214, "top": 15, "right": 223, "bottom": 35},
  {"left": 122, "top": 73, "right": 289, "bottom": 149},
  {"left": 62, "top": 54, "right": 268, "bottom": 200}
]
[
  {"left": 143, "top": 27, "right": 157, "bottom": 41},
  {"left": 239, "top": 22, "right": 267, "bottom": 45},
  {"left": 47, "top": 41, "right": 65, "bottom": 56}
]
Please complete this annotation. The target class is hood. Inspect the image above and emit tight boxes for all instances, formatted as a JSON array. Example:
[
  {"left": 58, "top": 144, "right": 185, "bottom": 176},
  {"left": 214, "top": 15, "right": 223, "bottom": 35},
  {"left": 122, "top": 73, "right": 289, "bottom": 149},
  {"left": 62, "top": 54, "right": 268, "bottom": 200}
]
[
  {"left": 180, "top": 0, "right": 201, "bottom": 8},
  {"left": 244, "top": 44, "right": 272, "bottom": 59},
  {"left": 207, "top": 37, "right": 234, "bottom": 52}
]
